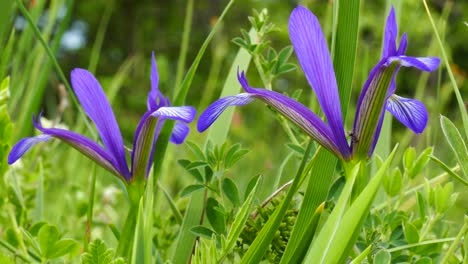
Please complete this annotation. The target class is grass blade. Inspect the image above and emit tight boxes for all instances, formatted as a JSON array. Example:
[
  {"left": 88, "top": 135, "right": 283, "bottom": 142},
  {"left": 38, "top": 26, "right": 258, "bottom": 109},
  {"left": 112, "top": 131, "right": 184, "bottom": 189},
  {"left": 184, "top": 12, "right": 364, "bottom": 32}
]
[
  {"left": 422, "top": 0, "right": 468, "bottom": 139},
  {"left": 173, "top": 0, "right": 194, "bottom": 93}
]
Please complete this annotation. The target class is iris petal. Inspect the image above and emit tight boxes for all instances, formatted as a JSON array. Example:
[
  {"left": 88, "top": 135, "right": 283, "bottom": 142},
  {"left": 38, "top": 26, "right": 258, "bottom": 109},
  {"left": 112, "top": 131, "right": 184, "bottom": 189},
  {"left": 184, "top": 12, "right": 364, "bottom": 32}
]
[
  {"left": 71, "top": 69, "right": 130, "bottom": 178},
  {"left": 197, "top": 93, "right": 254, "bottom": 132},
  {"left": 148, "top": 52, "right": 165, "bottom": 111},
  {"left": 383, "top": 7, "right": 397, "bottom": 58},
  {"left": 151, "top": 106, "right": 196, "bottom": 123},
  {"left": 386, "top": 95, "right": 428, "bottom": 133},
  {"left": 288, "top": 6, "right": 349, "bottom": 157},
  {"left": 8, "top": 135, "right": 52, "bottom": 164},
  {"left": 170, "top": 122, "right": 190, "bottom": 144},
  {"left": 238, "top": 73, "right": 344, "bottom": 159},
  {"left": 31, "top": 117, "right": 123, "bottom": 178},
  {"left": 387, "top": 56, "right": 440, "bottom": 71}
]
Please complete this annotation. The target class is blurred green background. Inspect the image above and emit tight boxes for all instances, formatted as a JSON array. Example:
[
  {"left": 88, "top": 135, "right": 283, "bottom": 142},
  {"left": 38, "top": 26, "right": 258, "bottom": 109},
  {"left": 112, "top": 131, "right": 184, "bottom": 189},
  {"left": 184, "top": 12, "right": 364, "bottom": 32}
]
[{"left": 0, "top": 0, "right": 467, "bottom": 251}]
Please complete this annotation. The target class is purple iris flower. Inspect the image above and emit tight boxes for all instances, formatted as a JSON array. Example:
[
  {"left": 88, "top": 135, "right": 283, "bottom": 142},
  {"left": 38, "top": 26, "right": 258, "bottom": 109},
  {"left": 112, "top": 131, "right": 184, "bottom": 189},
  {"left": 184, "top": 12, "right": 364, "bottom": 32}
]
[
  {"left": 197, "top": 6, "right": 439, "bottom": 161},
  {"left": 8, "top": 53, "right": 196, "bottom": 182}
]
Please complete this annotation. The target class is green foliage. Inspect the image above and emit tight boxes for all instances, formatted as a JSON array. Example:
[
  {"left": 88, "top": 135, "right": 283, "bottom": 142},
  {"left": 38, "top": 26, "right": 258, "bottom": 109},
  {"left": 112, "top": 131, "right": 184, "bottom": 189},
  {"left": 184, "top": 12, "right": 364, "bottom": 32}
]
[
  {"left": 82, "top": 239, "right": 125, "bottom": 264},
  {"left": 236, "top": 194, "right": 298, "bottom": 262},
  {"left": 0, "top": 77, "right": 12, "bottom": 177}
]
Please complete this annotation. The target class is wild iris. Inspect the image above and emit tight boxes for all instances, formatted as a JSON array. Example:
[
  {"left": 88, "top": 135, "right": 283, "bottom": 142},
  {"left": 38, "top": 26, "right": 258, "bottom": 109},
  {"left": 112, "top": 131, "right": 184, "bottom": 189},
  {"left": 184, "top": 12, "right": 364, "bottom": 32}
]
[
  {"left": 8, "top": 53, "right": 196, "bottom": 183},
  {"left": 198, "top": 6, "right": 440, "bottom": 161}
]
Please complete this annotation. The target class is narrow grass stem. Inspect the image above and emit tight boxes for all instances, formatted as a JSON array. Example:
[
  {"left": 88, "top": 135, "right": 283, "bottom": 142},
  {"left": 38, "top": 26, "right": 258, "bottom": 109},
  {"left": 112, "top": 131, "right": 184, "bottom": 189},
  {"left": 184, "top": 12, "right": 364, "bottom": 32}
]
[
  {"left": 174, "top": 0, "right": 194, "bottom": 93},
  {"left": 85, "top": 164, "right": 97, "bottom": 251},
  {"left": 441, "top": 217, "right": 468, "bottom": 264},
  {"left": 422, "top": 0, "right": 468, "bottom": 139},
  {"left": 0, "top": 239, "right": 31, "bottom": 262},
  {"left": 250, "top": 179, "right": 293, "bottom": 219},
  {"left": 387, "top": 237, "right": 455, "bottom": 253}
]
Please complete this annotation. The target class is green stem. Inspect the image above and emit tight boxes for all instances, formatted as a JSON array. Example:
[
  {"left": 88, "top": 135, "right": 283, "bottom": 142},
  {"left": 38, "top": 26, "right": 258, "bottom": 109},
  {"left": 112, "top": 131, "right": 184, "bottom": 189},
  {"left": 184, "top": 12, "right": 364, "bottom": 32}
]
[
  {"left": 419, "top": 213, "right": 441, "bottom": 242},
  {"left": 174, "top": 0, "right": 194, "bottom": 93},
  {"left": 116, "top": 202, "right": 139, "bottom": 259},
  {"left": 422, "top": 0, "right": 468, "bottom": 139},
  {"left": 0, "top": 239, "right": 32, "bottom": 262},
  {"left": 85, "top": 164, "right": 97, "bottom": 251},
  {"left": 441, "top": 216, "right": 468, "bottom": 264},
  {"left": 15, "top": 0, "right": 96, "bottom": 137},
  {"left": 253, "top": 55, "right": 271, "bottom": 90},
  {"left": 387, "top": 237, "right": 456, "bottom": 253}
]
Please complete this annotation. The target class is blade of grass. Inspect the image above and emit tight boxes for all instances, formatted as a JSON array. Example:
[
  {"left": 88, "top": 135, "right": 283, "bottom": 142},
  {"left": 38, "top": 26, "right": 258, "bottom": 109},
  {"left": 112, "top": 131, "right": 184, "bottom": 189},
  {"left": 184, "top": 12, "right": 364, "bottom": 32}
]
[
  {"left": 0, "top": 0, "right": 14, "bottom": 41},
  {"left": 173, "top": 0, "right": 194, "bottom": 94},
  {"left": 303, "top": 162, "right": 360, "bottom": 263},
  {"left": 422, "top": 0, "right": 468, "bottom": 139},
  {"left": 306, "top": 145, "right": 397, "bottom": 263},
  {"left": 87, "top": 0, "right": 114, "bottom": 74},
  {"left": 0, "top": 30, "right": 15, "bottom": 79},
  {"left": 33, "top": 160, "right": 44, "bottom": 221},
  {"left": 131, "top": 199, "right": 145, "bottom": 264},
  {"left": 429, "top": 156, "right": 468, "bottom": 186}
]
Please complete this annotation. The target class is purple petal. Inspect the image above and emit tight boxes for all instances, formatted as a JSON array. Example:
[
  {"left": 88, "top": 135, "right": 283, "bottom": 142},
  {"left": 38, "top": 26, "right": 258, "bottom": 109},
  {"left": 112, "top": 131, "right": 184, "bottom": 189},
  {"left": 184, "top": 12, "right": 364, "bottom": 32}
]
[
  {"left": 151, "top": 106, "right": 196, "bottom": 123},
  {"left": 288, "top": 6, "right": 349, "bottom": 157},
  {"left": 197, "top": 93, "right": 255, "bottom": 132},
  {"left": 239, "top": 73, "right": 346, "bottom": 159},
  {"left": 386, "top": 95, "right": 428, "bottom": 133},
  {"left": 71, "top": 69, "right": 130, "bottom": 177},
  {"left": 31, "top": 118, "right": 125, "bottom": 179},
  {"left": 383, "top": 7, "right": 398, "bottom": 58},
  {"left": 8, "top": 135, "right": 52, "bottom": 164},
  {"left": 397, "top": 33, "right": 408, "bottom": 55},
  {"left": 147, "top": 52, "right": 166, "bottom": 111},
  {"left": 387, "top": 56, "right": 440, "bottom": 71},
  {"left": 170, "top": 122, "right": 190, "bottom": 144}
]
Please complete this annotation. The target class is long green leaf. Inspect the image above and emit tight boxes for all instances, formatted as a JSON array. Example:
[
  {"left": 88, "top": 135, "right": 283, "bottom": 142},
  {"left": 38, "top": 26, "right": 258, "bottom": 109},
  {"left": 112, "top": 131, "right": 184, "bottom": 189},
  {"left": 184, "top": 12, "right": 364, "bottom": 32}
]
[
  {"left": 303, "top": 162, "right": 361, "bottom": 263},
  {"left": 280, "top": 150, "right": 337, "bottom": 264},
  {"left": 333, "top": 0, "right": 360, "bottom": 116},
  {"left": 305, "top": 145, "right": 398, "bottom": 263},
  {"left": 440, "top": 115, "right": 468, "bottom": 179},
  {"left": 131, "top": 199, "right": 145, "bottom": 264},
  {"left": 429, "top": 156, "right": 468, "bottom": 187}
]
